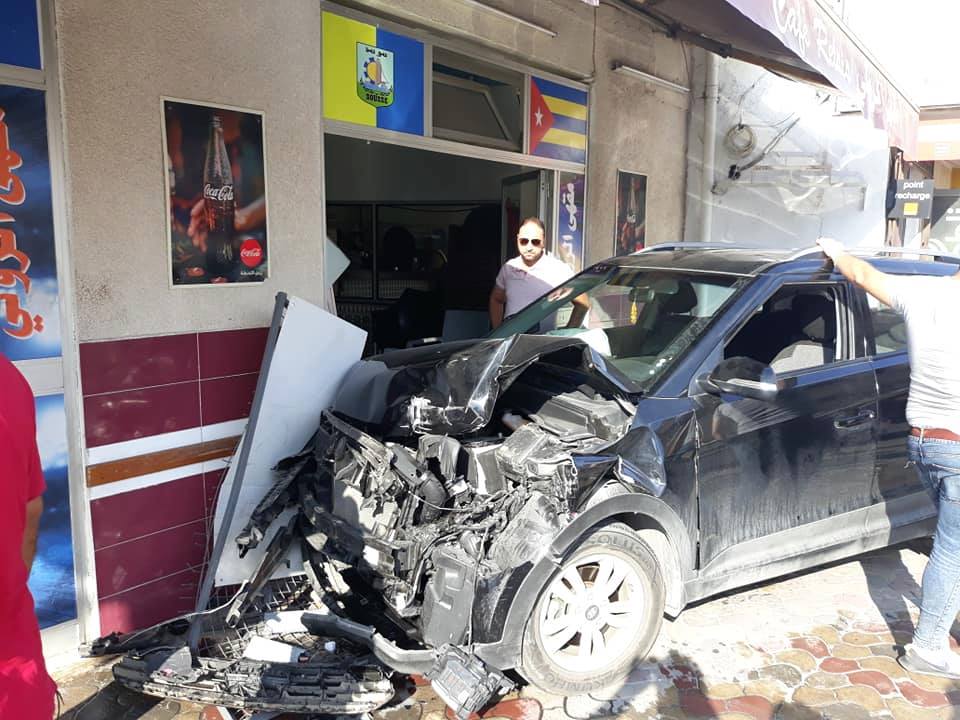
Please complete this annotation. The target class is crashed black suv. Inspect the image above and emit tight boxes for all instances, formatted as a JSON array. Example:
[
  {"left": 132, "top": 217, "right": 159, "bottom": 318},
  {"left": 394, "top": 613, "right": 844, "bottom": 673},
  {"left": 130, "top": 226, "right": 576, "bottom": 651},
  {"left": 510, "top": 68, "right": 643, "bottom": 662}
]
[{"left": 93, "top": 246, "right": 947, "bottom": 716}]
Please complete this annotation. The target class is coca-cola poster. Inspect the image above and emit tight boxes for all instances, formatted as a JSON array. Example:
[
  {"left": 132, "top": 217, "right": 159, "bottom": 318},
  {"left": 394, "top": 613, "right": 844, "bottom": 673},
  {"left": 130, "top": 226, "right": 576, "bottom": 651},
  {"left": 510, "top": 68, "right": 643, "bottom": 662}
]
[{"left": 162, "top": 99, "right": 268, "bottom": 285}]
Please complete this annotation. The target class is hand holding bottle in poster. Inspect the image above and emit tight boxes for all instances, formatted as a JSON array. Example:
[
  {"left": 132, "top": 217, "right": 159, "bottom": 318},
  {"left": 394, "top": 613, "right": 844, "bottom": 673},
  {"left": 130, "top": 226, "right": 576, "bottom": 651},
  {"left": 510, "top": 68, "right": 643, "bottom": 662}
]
[{"left": 187, "top": 195, "right": 266, "bottom": 253}]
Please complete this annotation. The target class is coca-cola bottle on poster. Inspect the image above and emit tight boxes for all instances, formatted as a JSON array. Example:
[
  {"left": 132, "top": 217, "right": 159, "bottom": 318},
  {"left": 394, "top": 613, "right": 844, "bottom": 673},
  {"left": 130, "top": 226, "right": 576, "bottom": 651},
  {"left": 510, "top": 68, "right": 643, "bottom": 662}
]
[{"left": 202, "top": 115, "right": 235, "bottom": 278}]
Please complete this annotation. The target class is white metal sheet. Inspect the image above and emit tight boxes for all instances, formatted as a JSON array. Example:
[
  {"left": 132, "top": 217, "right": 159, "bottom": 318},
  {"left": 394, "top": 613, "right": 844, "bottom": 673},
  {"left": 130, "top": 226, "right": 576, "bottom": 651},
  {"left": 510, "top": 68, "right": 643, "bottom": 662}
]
[{"left": 214, "top": 296, "right": 366, "bottom": 586}]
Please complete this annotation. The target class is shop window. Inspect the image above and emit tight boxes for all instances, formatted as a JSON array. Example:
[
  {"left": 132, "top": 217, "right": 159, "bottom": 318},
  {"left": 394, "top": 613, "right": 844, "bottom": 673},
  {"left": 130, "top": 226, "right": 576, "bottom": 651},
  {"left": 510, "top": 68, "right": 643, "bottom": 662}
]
[
  {"left": 432, "top": 48, "right": 523, "bottom": 152},
  {"left": 375, "top": 204, "right": 499, "bottom": 307},
  {"left": 327, "top": 202, "right": 501, "bottom": 353},
  {"left": 327, "top": 204, "right": 374, "bottom": 299}
]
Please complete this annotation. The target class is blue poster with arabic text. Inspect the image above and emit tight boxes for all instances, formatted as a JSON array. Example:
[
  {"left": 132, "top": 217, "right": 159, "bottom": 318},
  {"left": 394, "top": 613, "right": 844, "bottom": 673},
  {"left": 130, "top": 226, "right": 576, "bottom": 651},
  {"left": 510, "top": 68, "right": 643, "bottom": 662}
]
[
  {"left": 557, "top": 172, "right": 585, "bottom": 273},
  {"left": 0, "top": 84, "right": 60, "bottom": 360}
]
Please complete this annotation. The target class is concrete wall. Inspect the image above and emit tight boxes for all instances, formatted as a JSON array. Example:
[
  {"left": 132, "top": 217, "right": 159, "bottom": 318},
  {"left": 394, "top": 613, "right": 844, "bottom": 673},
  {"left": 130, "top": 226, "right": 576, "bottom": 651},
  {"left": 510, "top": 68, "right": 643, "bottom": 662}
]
[
  {"left": 584, "top": 4, "right": 691, "bottom": 264},
  {"left": 684, "top": 54, "right": 890, "bottom": 249},
  {"left": 56, "top": 0, "right": 327, "bottom": 342},
  {"left": 346, "top": 0, "right": 692, "bottom": 265}
]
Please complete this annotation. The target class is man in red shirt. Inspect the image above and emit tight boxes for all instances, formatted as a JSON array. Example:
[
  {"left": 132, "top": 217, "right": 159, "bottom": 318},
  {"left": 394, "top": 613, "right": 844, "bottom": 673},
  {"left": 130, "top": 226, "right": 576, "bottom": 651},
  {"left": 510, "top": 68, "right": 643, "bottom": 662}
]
[{"left": 0, "top": 352, "right": 56, "bottom": 719}]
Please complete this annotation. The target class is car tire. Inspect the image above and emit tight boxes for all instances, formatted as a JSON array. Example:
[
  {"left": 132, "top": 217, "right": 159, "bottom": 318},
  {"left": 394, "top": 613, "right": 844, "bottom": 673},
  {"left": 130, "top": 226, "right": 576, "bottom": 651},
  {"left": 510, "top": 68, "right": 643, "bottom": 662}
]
[{"left": 519, "top": 522, "right": 665, "bottom": 695}]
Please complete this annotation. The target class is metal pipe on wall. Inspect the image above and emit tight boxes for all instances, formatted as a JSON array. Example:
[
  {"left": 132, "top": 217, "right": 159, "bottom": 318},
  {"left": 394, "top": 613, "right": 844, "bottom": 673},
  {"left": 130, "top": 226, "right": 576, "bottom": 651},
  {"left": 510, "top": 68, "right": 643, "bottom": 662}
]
[{"left": 700, "top": 53, "right": 719, "bottom": 244}]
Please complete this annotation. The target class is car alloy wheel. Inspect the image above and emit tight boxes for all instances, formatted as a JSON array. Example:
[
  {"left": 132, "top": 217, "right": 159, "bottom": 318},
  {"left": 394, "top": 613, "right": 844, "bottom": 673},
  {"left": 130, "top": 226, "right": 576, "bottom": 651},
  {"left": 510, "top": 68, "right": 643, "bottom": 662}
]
[
  {"left": 520, "top": 523, "right": 665, "bottom": 695},
  {"left": 537, "top": 552, "right": 645, "bottom": 673}
]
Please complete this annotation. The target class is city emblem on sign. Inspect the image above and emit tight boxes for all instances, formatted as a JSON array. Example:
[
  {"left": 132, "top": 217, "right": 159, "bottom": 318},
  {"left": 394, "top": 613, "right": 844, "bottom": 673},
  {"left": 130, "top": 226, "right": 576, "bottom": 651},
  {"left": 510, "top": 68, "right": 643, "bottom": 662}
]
[{"left": 357, "top": 42, "right": 395, "bottom": 108}]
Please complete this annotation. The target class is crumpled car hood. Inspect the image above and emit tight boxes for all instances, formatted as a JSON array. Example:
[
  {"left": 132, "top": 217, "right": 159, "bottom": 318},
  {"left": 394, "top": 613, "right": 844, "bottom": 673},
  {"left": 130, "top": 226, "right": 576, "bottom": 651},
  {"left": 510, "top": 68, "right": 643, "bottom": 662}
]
[{"left": 332, "top": 334, "right": 638, "bottom": 437}]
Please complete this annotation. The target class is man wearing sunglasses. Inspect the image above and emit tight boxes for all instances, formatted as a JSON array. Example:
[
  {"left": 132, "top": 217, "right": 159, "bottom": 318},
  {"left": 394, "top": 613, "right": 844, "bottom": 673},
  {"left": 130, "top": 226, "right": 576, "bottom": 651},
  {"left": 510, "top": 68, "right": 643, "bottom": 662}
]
[{"left": 489, "top": 216, "right": 587, "bottom": 330}]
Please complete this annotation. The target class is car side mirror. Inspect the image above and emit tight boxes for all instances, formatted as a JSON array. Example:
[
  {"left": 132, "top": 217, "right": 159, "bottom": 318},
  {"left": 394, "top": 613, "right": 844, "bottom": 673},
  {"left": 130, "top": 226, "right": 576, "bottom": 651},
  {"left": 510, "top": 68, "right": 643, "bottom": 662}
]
[{"left": 698, "top": 356, "right": 784, "bottom": 402}]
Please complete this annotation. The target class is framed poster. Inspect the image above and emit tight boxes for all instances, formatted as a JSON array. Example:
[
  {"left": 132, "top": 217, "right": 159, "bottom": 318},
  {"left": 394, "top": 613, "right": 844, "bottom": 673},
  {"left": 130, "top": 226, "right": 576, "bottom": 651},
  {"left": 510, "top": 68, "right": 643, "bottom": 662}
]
[
  {"left": 615, "top": 170, "right": 647, "bottom": 256},
  {"left": 557, "top": 172, "right": 585, "bottom": 273},
  {"left": 163, "top": 99, "right": 269, "bottom": 286}
]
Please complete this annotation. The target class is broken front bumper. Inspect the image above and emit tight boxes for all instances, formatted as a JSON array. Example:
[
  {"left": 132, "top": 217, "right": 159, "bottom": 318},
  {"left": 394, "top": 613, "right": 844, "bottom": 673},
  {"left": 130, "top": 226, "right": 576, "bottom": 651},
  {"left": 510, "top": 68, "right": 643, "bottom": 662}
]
[
  {"left": 87, "top": 581, "right": 399, "bottom": 715},
  {"left": 89, "top": 578, "right": 512, "bottom": 719},
  {"left": 112, "top": 644, "right": 393, "bottom": 715}
]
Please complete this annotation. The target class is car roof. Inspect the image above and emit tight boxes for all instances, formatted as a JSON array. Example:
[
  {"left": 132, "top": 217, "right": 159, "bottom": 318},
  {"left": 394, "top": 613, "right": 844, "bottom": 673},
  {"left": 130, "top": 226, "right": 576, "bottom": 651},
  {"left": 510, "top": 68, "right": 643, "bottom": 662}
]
[{"left": 604, "top": 244, "right": 960, "bottom": 278}]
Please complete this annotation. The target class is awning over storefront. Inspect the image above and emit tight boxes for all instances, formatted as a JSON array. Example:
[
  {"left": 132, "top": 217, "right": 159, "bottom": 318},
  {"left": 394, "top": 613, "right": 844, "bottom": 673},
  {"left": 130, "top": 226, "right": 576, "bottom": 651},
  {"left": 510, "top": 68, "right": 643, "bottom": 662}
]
[{"left": 638, "top": 0, "right": 919, "bottom": 158}]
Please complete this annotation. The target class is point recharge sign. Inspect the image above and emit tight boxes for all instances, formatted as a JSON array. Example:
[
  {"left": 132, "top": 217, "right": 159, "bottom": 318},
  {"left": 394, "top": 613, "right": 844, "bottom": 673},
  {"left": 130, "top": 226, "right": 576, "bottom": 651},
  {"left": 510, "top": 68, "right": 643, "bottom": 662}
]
[{"left": 890, "top": 179, "right": 934, "bottom": 220}]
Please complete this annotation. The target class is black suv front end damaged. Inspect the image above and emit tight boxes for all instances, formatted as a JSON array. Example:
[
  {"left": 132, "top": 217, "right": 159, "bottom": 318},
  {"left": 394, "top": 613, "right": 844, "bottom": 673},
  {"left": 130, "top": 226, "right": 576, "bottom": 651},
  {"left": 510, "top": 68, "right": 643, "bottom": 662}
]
[
  {"left": 230, "top": 334, "right": 648, "bottom": 708},
  {"left": 90, "top": 332, "right": 658, "bottom": 718},
  {"left": 89, "top": 246, "right": 950, "bottom": 715}
]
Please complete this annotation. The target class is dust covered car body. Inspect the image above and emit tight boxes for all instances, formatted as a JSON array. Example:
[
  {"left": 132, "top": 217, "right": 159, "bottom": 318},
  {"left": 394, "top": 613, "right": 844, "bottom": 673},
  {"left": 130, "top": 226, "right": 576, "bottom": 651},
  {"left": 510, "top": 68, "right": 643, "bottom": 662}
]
[
  {"left": 236, "top": 246, "right": 944, "bottom": 699},
  {"left": 93, "top": 246, "right": 945, "bottom": 713}
]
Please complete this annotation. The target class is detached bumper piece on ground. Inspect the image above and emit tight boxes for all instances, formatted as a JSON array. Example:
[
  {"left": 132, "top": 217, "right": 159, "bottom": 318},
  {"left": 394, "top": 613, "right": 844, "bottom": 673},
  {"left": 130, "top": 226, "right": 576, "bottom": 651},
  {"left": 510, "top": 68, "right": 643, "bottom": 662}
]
[
  {"left": 86, "top": 576, "right": 396, "bottom": 715},
  {"left": 88, "top": 570, "right": 512, "bottom": 718}
]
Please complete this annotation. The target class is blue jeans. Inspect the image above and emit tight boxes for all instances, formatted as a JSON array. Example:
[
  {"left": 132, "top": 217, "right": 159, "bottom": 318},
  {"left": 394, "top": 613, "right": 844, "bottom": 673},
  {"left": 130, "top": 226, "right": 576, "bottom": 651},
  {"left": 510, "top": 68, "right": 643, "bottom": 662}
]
[{"left": 909, "top": 434, "right": 960, "bottom": 651}]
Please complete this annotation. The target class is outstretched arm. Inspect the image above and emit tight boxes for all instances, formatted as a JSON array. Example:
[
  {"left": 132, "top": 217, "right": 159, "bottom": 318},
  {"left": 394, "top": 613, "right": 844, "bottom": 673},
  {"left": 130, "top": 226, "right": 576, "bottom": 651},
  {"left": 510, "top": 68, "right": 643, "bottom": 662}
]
[
  {"left": 565, "top": 293, "right": 590, "bottom": 328},
  {"left": 817, "top": 238, "right": 895, "bottom": 308}
]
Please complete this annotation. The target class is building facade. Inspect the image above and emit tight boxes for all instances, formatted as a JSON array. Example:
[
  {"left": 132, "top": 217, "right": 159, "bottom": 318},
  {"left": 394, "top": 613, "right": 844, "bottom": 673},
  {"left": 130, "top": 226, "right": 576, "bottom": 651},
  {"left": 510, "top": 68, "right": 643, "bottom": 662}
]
[
  {"left": 5, "top": 0, "right": 697, "bottom": 663},
  {"left": 2, "top": 0, "right": 919, "bottom": 666}
]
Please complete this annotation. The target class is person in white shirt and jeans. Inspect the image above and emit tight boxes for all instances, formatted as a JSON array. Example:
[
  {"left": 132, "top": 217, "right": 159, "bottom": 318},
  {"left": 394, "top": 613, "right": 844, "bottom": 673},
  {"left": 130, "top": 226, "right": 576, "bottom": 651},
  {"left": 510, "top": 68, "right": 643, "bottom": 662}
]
[
  {"left": 489, "top": 217, "right": 588, "bottom": 330},
  {"left": 818, "top": 236, "right": 960, "bottom": 679}
]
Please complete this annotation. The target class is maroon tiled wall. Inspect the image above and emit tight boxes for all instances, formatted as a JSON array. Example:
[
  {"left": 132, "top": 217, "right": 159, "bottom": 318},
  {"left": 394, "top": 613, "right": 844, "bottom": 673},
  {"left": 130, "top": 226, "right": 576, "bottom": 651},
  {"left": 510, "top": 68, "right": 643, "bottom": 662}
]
[
  {"left": 80, "top": 327, "right": 268, "bottom": 447},
  {"left": 82, "top": 327, "right": 267, "bottom": 634},
  {"left": 200, "top": 373, "right": 260, "bottom": 426},
  {"left": 90, "top": 473, "right": 206, "bottom": 633}
]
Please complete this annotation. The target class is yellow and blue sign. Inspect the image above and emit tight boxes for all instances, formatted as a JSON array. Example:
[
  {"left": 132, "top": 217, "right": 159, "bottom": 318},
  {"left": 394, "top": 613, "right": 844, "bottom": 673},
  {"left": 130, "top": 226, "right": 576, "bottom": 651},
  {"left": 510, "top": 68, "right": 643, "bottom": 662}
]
[
  {"left": 323, "top": 12, "right": 424, "bottom": 136},
  {"left": 529, "top": 76, "right": 588, "bottom": 164}
]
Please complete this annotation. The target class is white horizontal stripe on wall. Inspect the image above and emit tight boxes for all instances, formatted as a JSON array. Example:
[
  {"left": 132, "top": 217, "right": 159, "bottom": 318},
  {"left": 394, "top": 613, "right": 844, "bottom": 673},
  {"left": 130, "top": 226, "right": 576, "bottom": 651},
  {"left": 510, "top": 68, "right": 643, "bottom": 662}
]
[
  {"left": 86, "top": 419, "right": 247, "bottom": 466},
  {"left": 86, "top": 426, "right": 203, "bottom": 466},
  {"left": 201, "top": 418, "right": 247, "bottom": 442}
]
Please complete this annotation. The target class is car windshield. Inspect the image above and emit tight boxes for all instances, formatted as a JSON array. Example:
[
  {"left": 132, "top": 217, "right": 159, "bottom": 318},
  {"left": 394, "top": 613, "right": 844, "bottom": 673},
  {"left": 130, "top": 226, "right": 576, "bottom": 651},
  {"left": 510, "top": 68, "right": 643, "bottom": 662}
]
[{"left": 488, "top": 263, "right": 744, "bottom": 389}]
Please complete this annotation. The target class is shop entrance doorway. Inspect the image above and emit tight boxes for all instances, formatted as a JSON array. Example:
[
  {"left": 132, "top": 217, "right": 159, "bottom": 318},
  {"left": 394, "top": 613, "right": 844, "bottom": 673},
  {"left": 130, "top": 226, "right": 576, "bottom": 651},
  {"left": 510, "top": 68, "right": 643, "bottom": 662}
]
[{"left": 324, "top": 135, "right": 554, "bottom": 354}]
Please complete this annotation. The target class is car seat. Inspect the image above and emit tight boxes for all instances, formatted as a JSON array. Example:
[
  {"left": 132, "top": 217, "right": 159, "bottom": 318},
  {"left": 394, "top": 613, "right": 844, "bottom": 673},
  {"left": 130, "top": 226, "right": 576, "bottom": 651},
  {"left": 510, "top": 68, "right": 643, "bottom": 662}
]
[
  {"left": 874, "top": 318, "right": 907, "bottom": 354},
  {"left": 770, "top": 295, "right": 836, "bottom": 373},
  {"left": 726, "top": 308, "right": 798, "bottom": 366},
  {"left": 633, "top": 281, "right": 698, "bottom": 357}
]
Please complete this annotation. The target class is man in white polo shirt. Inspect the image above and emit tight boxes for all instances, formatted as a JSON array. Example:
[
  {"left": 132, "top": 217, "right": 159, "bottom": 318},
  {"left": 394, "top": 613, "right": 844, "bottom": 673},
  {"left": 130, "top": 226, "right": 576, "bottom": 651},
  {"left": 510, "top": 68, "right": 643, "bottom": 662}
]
[{"left": 489, "top": 216, "right": 587, "bottom": 330}]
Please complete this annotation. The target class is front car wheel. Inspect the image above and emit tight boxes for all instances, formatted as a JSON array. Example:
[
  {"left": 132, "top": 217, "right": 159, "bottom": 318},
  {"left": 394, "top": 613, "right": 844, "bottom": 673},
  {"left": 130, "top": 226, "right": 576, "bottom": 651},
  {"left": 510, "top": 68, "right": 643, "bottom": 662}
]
[{"left": 519, "top": 523, "right": 665, "bottom": 695}]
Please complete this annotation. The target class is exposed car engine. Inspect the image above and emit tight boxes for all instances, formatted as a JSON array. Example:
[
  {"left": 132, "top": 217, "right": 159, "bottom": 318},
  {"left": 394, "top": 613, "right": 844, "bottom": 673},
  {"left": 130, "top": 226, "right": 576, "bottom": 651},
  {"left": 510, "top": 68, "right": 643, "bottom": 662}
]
[{"left": 236, "top": 342, "right": 637, "bottom": 652}]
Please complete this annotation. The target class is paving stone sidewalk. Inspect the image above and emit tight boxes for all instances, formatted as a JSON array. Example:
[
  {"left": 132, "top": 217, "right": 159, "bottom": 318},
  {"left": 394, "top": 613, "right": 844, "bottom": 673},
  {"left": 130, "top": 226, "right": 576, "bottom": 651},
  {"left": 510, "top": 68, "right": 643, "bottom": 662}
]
[{"left": 54, "top": 544, "right": 960, "bottom": 720}]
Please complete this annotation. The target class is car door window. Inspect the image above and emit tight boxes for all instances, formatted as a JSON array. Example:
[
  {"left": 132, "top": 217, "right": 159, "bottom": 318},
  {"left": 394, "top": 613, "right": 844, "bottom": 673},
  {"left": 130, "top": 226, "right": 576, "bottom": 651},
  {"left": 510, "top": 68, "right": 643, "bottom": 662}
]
[
  {"left": 724, "top": 285, "right": 841, "bottom": 374},
  {"left": 867, "top": 294, "right": 907, "bottom": 355}
]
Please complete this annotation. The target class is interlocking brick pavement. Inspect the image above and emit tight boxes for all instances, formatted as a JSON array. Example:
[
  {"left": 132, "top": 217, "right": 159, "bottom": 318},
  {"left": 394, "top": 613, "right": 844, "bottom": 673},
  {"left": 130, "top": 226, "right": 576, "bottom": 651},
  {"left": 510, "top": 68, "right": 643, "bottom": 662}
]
[{"left": 53, "top": 545, "right": 960, "bottom": 719}]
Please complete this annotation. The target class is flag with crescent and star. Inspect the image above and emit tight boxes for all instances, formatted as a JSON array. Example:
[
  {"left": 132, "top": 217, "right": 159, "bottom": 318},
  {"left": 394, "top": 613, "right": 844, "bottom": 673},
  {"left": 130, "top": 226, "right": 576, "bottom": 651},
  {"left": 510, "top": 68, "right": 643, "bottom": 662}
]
[{"left": 529, "top": 76, "right": 588, "bottom": 164}]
